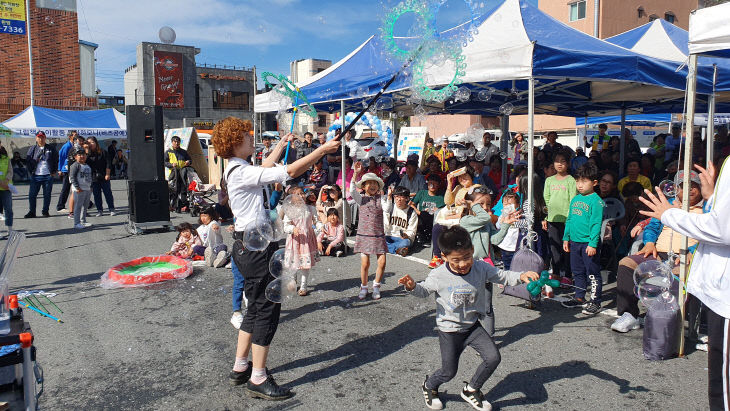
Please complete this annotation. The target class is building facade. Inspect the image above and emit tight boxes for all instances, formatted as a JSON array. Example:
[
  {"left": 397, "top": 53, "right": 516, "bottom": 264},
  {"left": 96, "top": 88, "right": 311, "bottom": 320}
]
[
  {"left": 123, "top": 42, "right": 254, "bottom": 129},
  {"left": 0, "top": 0, "right": 97, "bottom": 122},
  {"left": 538, "top": 0, "right": 697, "bottom": 39}
]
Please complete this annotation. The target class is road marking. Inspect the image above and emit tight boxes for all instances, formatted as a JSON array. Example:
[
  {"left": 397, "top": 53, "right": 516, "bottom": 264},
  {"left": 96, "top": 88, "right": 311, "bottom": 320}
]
[{"left": 345, "top": 239, "right": 430, "bottom": 266}]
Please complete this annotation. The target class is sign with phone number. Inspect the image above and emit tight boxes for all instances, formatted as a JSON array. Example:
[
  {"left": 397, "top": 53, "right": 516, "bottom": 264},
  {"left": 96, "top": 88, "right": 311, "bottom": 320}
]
[{"left": 1, "top": 19, "right": 25, "bottom": 35}]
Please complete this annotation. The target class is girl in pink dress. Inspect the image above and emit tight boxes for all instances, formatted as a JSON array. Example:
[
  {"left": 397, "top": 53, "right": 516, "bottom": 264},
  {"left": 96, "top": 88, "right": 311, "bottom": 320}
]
[
  {"left": 282, "top": 186, "right": 320, "bottom": 296},
  {"left": 350, "top": 162, "right": 389, "bottom": 300}
]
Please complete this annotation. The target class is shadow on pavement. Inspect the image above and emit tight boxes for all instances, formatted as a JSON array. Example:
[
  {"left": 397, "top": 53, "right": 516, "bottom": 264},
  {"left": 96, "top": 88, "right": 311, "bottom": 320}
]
[{"left": 272, "top": 311, "right": 435, "bottom": 387}]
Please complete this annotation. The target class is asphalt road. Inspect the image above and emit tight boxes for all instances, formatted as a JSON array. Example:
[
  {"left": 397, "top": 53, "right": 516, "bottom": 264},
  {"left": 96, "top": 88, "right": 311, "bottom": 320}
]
[{"left": 5, "top": 181, "right": 709, "bottom": 410}]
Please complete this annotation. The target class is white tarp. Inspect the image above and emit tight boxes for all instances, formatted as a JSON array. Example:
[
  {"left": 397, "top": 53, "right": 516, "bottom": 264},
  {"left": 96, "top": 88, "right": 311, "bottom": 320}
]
[{"left": 689, "top": 2, "right": 730, "bottom": 58}]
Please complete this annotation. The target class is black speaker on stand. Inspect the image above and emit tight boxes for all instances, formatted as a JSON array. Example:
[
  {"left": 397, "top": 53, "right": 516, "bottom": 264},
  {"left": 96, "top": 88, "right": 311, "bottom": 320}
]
[{"left": 125, "top": 105, "right": 172, "bottom": 234}]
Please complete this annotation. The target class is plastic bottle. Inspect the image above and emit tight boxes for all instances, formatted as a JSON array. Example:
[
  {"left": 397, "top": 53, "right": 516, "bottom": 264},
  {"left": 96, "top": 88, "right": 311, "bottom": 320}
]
[{"left": 0, "top": 280, "right": 10, "bottom": 335}]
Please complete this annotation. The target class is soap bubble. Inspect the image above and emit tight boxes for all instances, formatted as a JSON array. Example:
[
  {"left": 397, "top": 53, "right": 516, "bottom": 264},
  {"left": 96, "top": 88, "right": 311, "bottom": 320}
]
[
  {"left": 414, "top": 105, "right": 427, "bottom": 121},
  {"left": 243, "top": 221, "right": 273, "bottom": 251},
  {"left": 499, "top": 151, "right": 507, "bottom": 160},
  {"left": 158, "top": 26, "right": 176, "bottom": 44},
  {"left": 45, "top": 16, "right": 55, "bottom": 25},
  {"left": 455, "top": 86, "right": 471, "bottom": 102},
  {"left": 658, "top": 180, "right": 677, "bottom": 197},
  {"left": 475, "top": 150, "right": 487, "bottom": 162},
  {"left": 357, "top": 86, "right": 368, "bottom": 98},
  {"left": 637, "top": 276, "right": 675, "bottom": 309},
  {"left": 265, "top": 275, "right": 298, "bottom": 304},
  {"left": 467, "top": 123, "right": 486, "bottom": 142},
  {"left": 318, "top": 15, "right": 326, "bottom": 24},
  {"left": 499, "top": 103, "right": 514, "bottom": 115},
  {"left": 633, "top": 259, "right": 672, "bottom": 286},
  {"left": 269, "top": 249, "right": 286, "bottom": 278},
  {"left": 477, "top": 90, "right": 492, "bottom": 101},
  {"left": 142, "top": 106, "right": 151, "bottom": 115},
  {"left": 257, "top": 24, "right": 266, "bottom": 32}
]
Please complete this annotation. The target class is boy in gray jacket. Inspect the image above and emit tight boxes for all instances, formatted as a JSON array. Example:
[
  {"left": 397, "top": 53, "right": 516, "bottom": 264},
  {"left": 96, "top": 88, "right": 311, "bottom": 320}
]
[
  {"left": 399, "top": 226, "right": 538, "bottom": 411},
  {"left": 69, "top": 149, "right": 92, "bottom": 229}
]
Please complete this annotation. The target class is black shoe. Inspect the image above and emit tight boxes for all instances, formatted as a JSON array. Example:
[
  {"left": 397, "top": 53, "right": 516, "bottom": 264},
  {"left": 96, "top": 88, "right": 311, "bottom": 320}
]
[
  {"left": 228, "top": 362, "right": 253, "bottom": 386},
  {"left": 560, "top": 297, "right": 587, "bottom": 308},
  {"left": 460, "top": 383, "right": 491, "bottom": 411},
  {"left": 24, "top": 212, "right": 36, "bottom": 219},
  {"left": 41, "top": 211, "right": 50, "bottom": 217},
  {"left": 582, "top": 302, "right": 602, "bottom": 315},
  {"left": 422, "top": 377, "right": 443, "bottom": 410},
  {"left": 245, "top": 375, "right": 294, "bottom": 401}
]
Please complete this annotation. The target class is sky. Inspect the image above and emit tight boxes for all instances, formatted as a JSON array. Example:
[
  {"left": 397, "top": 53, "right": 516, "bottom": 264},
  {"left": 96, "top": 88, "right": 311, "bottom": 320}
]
[{"left": 77, "top": 0, "right": 536, "bottom": 96}]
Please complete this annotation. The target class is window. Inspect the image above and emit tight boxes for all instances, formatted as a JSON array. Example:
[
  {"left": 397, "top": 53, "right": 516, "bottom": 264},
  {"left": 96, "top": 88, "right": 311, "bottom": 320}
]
[
  {"left": 569, "top": 1, "right": 586, "bottom": 21},
  {"left": 664, "top": 12, "right": 675, "bottom": 23},
  {"left": 649, "top": 14, "right": 659, "bottom": 21},
  {"left": 318, "top": 115, "right": 327, "bottom": 127},
  {"left": 212, "top": 90, "right": 249, "bottom": 110},
  {"left": 637, "top": 6, "right": 645, "bottom": 18}
]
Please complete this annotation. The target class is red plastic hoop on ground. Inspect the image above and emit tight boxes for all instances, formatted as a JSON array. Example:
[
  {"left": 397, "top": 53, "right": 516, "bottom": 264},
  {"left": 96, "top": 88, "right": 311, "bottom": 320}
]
[{"left": 101, "top": 255, "right": 193, "bottom": 288}]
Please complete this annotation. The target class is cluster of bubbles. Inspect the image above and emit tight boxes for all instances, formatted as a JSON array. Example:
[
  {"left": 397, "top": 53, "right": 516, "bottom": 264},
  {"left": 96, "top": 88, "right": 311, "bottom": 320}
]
[
  {"left": 262, "top": 71, "right": 317, "bottom": 131},
  {"left": 633, "top": 260, "right": 677, "bottom": 311},
  {"left": 380, "top": 0, "right": 480, "bottom": 104},
  {"left": 239, "top": 209, "right": 287, "bottom": 253},
  {"left": 325, "top": 112, "right": 394, "bottom": 152},
  {"left": 265, "top": 249, "right": 300, "bottom": 304}
]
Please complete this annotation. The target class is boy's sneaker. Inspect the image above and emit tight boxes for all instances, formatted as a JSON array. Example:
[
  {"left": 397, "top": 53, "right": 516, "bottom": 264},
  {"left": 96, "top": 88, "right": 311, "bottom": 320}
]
[
  {"left": 230, "top": 311, "right": 243, "bottom": 329},
  {"left": 358, "top": 285, "right": 368, "bottom": 300},
  {"left": 74, "top": 223, "right": 85, "bottom": 230},
  {"left": 611, "top": 312, "right": 640, "bottom": 332},
  {"left": 582, "top": 302, "right": 601, "bottom": 315},
  {"left": 204, "top": 247, "right": 214, "bottom": 267},
  {"left": 225, "top": 261, "right": 232, "bottom": 269},
  {"left": 428, "top": 256, "right": 443, "bottom": 269},
  {"left": 82, "top": 222, "right": 92, "bottom": 227},
  {"left": 461, "top": 384, "right": 491, "bottom": 411},
  {"left": 67, "top": 213, "right": 73, "bottom": 219},
  {"left": 94, "top": 212, "right": 103, "bottom": 217},
  {"left": 335, "top": 250, "right": 343, "bottom": 257},
  {"left": 214, "top": 251, "right": 228, "bottom": 268},
  {"left": 560, "top": 297, "right": 586, "bottom": 308},
  {"left": 396, "top": 247, "right": 409, "bottom": 257},
  {"left": 421, "top": 378, "right": 443, "bottom": 410},
  {"left": 109, "top": 210, "right": 118, "bottom": 216},
  {"left": 228, "top": 361, "right": 252, "bottom": 386},
  {"left": 372, "top": 283, "right": 381, "bottom": 300}
]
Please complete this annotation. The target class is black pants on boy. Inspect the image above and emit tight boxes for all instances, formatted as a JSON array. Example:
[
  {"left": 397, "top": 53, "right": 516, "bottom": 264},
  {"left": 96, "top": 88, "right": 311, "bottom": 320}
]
[
  {"left": 56, "top": 173, "right": 71, "bottom": 211},
  {"left": 416, "top": 212, "right": 434, "bottom": 243},
  {"left": 547, "top": 222, "right": 570, "bottom": 277},
  {"left": 706, "top": 307, "right": 729, "bottom": 411},
  {"left": 426, "top": 323, "right": 501, "bottom": 391},
  {"left": 232, "top": 236, "right": 280, "bottom": 346}
]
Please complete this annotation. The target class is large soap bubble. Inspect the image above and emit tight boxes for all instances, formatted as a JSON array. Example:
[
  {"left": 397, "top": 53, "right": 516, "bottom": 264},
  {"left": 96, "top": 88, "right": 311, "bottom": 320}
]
[
  {"left": 467, "top": 123, "right": 485, "bottom": 142},
  {"left": 499, "top": 102, "right": 514, "bottom": 115},
  {"left": 158, "top": 26, "right": 176, "bottom": 44},
  {"left": 265, "top": 275, "right": 298, "bottom": 304},
  {"left": 269, "top": 249, "right": 286, "bottom": 278},
  {"left": 658, "top": 180, "right": 677, "bottom": 198},
  {"left": 633, "top": 260, "right": 672, "bottom": 286},
  {"left": 633, "top": 260, "right": 675, "bottom": 310},
  {"left": 243, "top": 219, "right": 273, "bottom": 251}
]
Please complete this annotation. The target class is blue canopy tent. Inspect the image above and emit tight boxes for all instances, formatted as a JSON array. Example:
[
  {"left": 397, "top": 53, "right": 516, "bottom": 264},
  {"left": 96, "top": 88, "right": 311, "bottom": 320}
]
[
  {"left": 1, "top": 106, "right": 127, "bottom": 139},
  {"left": 575, "top": 114, "right": 672, "bottom": 127}
]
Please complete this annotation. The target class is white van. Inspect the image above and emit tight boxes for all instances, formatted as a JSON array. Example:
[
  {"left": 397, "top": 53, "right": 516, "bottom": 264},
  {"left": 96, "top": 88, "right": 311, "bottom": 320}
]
[{"left": 198, "top": 133, "right": 211, "bottom": 160}]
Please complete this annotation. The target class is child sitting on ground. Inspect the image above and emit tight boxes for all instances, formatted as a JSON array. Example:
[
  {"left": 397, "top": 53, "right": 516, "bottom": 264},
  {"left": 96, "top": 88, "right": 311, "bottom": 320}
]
[
  {"left": 398, "top": 226, "right": 538, "bottom": 411},
  {"left": 168, "top": 222, "right": 203, "bottom": 259},
  {"left": 197, "top": 207, "right": 228, "bottom": 268},
  {"left": 384, "top": 186, "right": 418, "bottom": 256},
  {"left": 282, "top": 186, "right": 320, "bottom": 296},
  {"left": 316, "top": 184, "right": 345, "bottom": 224},
  {"left": 410, "top": 174, "right": 445, "bottom": 245},
  {"left": 317, "top": 208, "right": 346, "bottom": 257},
  {"left": 562, "top": 163, "right": 605, "bottom": 315}
]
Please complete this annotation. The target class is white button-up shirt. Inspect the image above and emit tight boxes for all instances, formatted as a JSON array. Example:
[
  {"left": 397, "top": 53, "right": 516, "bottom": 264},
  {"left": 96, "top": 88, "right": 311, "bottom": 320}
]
[{"left": 225, "top": 157, "right": 289, "bottom": 231}]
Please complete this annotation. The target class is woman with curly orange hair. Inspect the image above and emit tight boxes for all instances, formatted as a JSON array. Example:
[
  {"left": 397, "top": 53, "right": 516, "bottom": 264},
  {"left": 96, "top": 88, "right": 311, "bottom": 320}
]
[{"left": 213, "top": 117, "right": 339, "bottom": 400}]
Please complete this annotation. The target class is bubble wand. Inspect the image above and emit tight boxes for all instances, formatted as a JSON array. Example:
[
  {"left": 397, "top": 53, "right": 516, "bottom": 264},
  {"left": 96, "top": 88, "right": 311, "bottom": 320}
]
[
  {"left": 283, "top": 93, "right": 300, "bottom": 164},
  {"left": 18, "top": 300, "right": 63, "bottom": 323}
]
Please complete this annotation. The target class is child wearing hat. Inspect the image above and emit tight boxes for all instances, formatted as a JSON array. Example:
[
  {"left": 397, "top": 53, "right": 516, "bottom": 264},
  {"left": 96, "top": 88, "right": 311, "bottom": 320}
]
[{"left": 351, "top": 162, "right": 389, "bottom": 300}]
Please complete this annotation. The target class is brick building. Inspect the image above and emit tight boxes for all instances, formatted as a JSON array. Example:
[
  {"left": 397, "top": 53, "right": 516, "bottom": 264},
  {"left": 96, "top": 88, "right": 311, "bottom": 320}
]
[{"left": 0, "top": 1, "right": 97, "bottom": 122}]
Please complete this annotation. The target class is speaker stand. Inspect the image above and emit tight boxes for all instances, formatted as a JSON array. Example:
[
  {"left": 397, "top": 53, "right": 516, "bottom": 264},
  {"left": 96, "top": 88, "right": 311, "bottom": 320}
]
[{"left": 126, "top": 219, "right": 173, "bottom": 235}]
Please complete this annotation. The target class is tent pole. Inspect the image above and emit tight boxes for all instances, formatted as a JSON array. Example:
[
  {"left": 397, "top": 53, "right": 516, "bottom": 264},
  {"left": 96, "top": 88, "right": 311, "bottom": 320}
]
[
  {"left": 619, "top": 107, "right": 626, "bottom": 178},
  {"left": 706, "top": 64, "right": 717, "bottom": 168},
  {"left": 252, "top": 66, "right": 258, "bottom": 164},
  {"left": 340, "top": 100, "right": 347, "bottom": 236},
  {"left": 527, "top": 77, "right": 535, "bottom": 249},
  {"left": 679, "top": 54, "right": 699, "bottom": 357},
  {"left": 500, "top": 115, "right": 509, "bottom": 188},
  {"left": 25, "top": 0, "right": 35, "bottom": 107}
]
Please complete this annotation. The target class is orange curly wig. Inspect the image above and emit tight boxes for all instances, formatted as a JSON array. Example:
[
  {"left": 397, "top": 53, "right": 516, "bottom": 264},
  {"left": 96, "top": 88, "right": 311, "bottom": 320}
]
[{"left": 211, "top": 117, "right": 252, "bottom": 159}]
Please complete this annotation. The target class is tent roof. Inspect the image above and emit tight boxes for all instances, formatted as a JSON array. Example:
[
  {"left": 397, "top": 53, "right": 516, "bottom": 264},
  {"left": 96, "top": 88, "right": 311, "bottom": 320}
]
[
  {"left": 689, "top": 2, "right": 730, "bottom": 58},
  {"left": 2, "top": 106, "right": 126, "bottom": 129},
  {"left": 256, "top": 0, "right": 714, "bottom": 118},
  {"left": 575, "top": 113, "right": 672, "bottom": 127}
]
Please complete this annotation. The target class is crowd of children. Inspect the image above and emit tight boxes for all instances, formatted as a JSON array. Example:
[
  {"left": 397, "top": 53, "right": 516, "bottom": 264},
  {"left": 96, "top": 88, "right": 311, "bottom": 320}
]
[{"left": 155, "top": 118, "right": 729, "bottom": 410}]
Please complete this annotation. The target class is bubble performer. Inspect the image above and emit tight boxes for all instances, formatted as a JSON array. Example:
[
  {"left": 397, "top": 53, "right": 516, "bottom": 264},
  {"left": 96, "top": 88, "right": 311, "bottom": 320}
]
[{"left": 211, "top": 117, "right": 339, "bottom": 400}]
